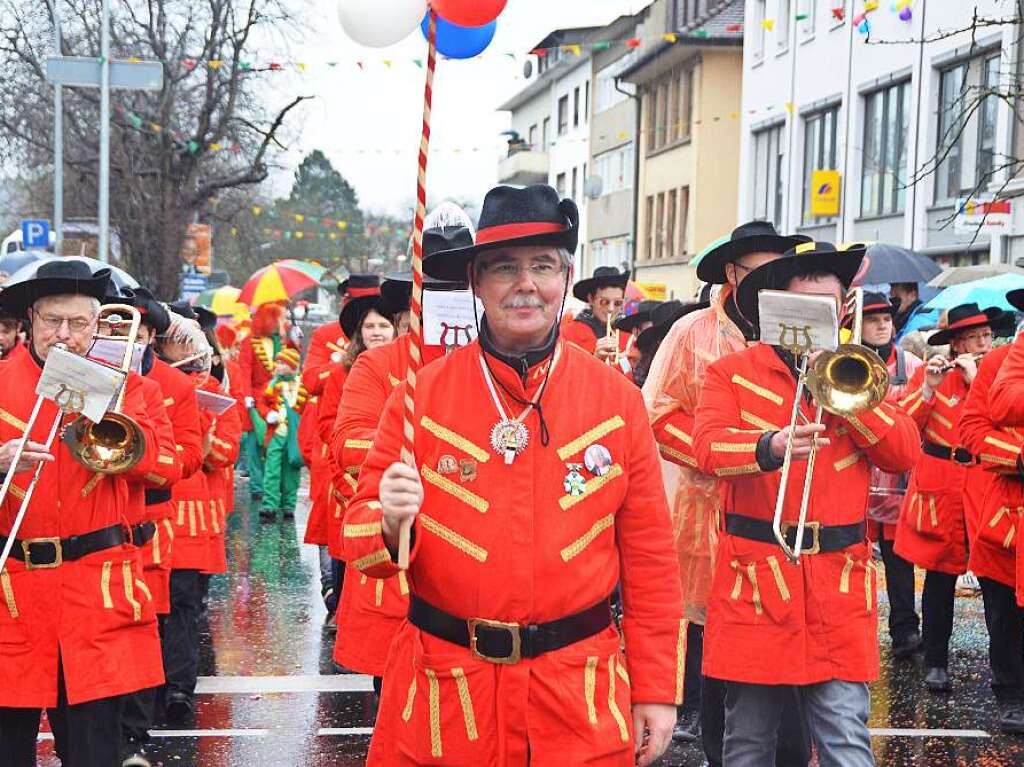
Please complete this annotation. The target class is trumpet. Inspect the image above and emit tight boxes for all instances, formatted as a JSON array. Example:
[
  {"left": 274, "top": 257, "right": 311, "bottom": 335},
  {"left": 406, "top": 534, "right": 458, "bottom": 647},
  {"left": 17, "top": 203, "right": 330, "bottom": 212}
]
[
  {"left": 771, "top": 288, "right": 890, "bottom": 562},
  {"left": 62, "top": 304, "right": 148, "bottom": 474}
]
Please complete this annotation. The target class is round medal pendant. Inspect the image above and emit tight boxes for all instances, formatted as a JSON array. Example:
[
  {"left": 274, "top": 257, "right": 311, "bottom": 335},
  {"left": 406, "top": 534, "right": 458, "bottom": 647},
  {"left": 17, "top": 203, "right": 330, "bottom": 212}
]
[{"left": 490, "top": 419, "right": 529, "bottom": 464}]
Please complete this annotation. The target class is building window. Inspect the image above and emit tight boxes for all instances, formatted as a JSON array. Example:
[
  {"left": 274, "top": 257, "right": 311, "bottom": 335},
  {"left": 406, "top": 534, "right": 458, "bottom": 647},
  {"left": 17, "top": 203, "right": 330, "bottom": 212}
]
[
  {"left": 676, "top": 67, "right": 693, "bottom": 143},
  {"left": 797, "top": 0, "right": 816, "bottom": 38},
  {"left": 936, "top": 62, "right": 967, "bottom": 201},
  {"left": 656, "top": 81, "right": 669, "bottom": 148},
  {"left": 802, "top": 105, "right": 839, "bottom": 223},
  {"left": 558, "top": 95, "right": 569, "bottom": 136},
  {"left": 644, "top": 195, "right": 655, "bottom": 259},
  {"left": 753, "top": 0, "right": 767, "bottom": 61},
  {"left": 666, "top": 189, "right": 677, "bottom": 257},
  {"left": 585, "top": 81, "right": 590, "bottom": 122},
  {"left": 777, "top": 0, "right": 791, "bottom": 50},
  {"left": 646, "top": 67, "right": 693, "bottom": 153},
  {"left": 556, "top": 172, "right": 567, "bottom": 197},
  {"left": 655, "top": 192, "right": 666, "bottom": 259},
  {"left": 594, "top": 51, "right": 638, "bottom": 113},
  {"left": 752, "top": 123, "right": 785, "bottom": 227},
  {"left": 573, "top": 87, "right": 581, "bottom": 128},
  {"left": 528, "top": 124, "right": 538, "bottom": 148},
  {"left": 977, "top": 54, "right": 1000, "bottom": 186},
  {"left": 571, "top": 167, "right": 578, "bottom": 200},
  {"left": 679, "top": 186, "right": 691, "bottom": 253},
  {"left": 861, "top": 80, "right": 910, "bottom": 217},
  {"left": 646, "top": 87, "right": 659, "bottom": 152},
  {"left": 593, "top": 144, "right": 634, "bottom": 195}
]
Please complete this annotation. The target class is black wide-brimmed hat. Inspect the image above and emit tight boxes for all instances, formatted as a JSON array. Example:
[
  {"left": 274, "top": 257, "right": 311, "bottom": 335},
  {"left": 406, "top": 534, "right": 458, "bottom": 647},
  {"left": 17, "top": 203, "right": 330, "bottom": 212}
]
[
  {"left": 0, "top": 258, "right": 112, "bottom": 318},
  {"left": 167, "top": 301, "right": 198, "bottom": 321},
  {"left": 339, "top": 288, "right": 391, "bottom": 339},
  {"left": 637, "top": 300, "right": 710, "bottom": 356},
  {"left": 338, "top": 273, "right": 381, "bottom": 298},
  {"left": 736, "top": 241, "right": 867, "bottom": 331},
  {"left": 696, "top": 221, "right": 811, "bottom": 284},
  {"left": 380, "top": 226, "right": 474, "bottom": 314},
  {"left": 108, "top": 286, "right": 172, "bottom": 335},
  {"left": 862, "top": 290, "right": 894, "bottom": 317},
  {"left": 194, "top": 306, "right": 218, "bottom": 332},
  {"left": 572, "top": 266, "right": 631, "bottom": 302},
  {"left": 1007, "top": 289, "right": 1024, "bottom": 312},
  {"left": 614, "top": 300, "right": 661, "bottom": 332},
  {"left": 424, "top": 184, "right": 579, "bottom": 282},
  {"left": 927, "top": 302, "right": 1005, "bottom": 346}
]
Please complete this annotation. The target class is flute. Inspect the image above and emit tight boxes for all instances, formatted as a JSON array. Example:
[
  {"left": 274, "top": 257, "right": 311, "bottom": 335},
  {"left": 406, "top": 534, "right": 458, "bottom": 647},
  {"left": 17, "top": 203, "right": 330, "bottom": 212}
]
[
  {"left": 605, "top": 313, "right": 618, "bottom": 366},
  {"left": 934, "top": 352, "right": 986, "bottom": 373}
]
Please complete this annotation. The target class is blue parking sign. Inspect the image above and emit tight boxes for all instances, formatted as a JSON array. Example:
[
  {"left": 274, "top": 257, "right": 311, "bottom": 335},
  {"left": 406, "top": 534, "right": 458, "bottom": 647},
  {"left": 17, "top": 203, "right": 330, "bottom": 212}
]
[{"left": 21, "top": 219, "right": 50, "bottom": 249}]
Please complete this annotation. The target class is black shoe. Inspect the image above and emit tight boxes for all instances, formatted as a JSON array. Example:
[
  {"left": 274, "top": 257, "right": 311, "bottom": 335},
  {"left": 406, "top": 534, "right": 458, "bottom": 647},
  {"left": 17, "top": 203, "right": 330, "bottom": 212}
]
[
  {"left": 891, "top": 632, "right": 921, "bottom": 660},
  {"left": 259, "top": 509, "right": 277, "bottom": 522},
  {"left": 165, "top": 691, "right": 193, "bottom": 725},
  {"left": 323, "top": 586, "right": 337, "bottom": 616},
  {"left": 924, "top": 667, "right": 952, "bottom": 693},
  {"left": 122, "top": 743, "right": 152, "bottom": 767},
  {"left": 672, "top": 709, "right": 701, "bottom": 743},
  {"left": 1000, "top": 703, "right": 1024, "bottom": 734}
]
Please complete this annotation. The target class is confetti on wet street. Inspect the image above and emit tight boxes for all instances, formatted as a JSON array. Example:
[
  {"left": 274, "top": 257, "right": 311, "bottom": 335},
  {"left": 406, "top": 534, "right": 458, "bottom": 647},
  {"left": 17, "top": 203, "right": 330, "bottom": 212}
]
[{"left": 34, "top": 477, "right": 1024, "bottom": 765}]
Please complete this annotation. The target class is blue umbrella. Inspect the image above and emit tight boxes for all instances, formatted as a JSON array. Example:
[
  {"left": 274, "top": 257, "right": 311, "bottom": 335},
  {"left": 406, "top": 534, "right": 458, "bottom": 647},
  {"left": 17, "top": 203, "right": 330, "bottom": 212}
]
[{"left": 922, "top": 273, "right": 1024, "bottom": 312}]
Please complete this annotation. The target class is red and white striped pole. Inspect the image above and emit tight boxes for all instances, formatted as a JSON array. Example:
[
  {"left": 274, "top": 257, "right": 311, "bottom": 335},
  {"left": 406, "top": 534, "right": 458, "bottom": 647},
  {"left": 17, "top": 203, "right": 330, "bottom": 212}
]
[{"left": 397, "top": 9, "right": 437, "bottom": 569}]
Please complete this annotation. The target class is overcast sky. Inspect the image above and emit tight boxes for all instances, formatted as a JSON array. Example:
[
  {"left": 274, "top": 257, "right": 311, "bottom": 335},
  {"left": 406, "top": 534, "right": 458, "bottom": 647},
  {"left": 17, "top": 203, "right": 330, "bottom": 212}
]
[{"left": 265, "top": 0, "right": 646, "bottom": 216}]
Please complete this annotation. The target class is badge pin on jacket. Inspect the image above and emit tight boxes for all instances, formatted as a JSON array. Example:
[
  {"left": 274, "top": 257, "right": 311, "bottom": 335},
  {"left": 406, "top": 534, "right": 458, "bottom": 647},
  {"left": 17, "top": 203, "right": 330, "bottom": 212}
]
[
  {"left": 564, "top": 464, "right": 586, "bottom": 496},
  {"left": 584, "top": 444, "right": 612, "bottom": 477}
]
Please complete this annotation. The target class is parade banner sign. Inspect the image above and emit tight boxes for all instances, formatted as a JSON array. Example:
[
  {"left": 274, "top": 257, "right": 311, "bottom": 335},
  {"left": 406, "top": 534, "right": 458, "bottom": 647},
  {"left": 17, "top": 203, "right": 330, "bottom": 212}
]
[{"left": 954, "top": 198, "right": 1014, "bottom": 235}]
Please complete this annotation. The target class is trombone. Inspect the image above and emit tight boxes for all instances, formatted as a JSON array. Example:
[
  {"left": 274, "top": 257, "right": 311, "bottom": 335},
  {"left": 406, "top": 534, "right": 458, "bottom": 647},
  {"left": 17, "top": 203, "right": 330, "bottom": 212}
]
[
  {"left": 63, "top": 304, "right": 148, "bottom": 474},
  {"left": 771, "top": 288, "right": 890, "bottom": 562}
]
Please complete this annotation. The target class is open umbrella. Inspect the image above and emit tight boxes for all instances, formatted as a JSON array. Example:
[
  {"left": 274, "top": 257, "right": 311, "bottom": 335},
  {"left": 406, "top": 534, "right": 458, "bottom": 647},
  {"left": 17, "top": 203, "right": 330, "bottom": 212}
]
[
  {"left": 2, "top": 255, "right": 138, "bottom": 291},
  {"left": 238, "top": 260, "right": 326, "bottom": 308},
  {"left": 192, "top": 285, "right": 251, "bottom": 323},
  {"left": 859, "top": 243, "right": 942, "bottom": 285},
  {"left": 923, "top": 273, "right": 1024, "bottom": 312},
  {"left": 0, "top": 249, "right": 47, "bottom": 277},
  {"left": 927, "top": 262, "right": 1024, "bottom": 288}
]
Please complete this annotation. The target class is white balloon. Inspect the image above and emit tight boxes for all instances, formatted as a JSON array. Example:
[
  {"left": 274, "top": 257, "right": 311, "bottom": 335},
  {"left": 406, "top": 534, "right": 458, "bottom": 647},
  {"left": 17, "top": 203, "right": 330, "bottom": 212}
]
[{"left": 338, "top": 0, "right": 428, "bottom": 48}]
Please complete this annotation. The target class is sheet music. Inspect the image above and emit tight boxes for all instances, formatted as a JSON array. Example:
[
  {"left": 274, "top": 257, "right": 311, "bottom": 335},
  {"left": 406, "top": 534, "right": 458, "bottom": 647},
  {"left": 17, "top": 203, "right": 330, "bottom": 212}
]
[
  {"left": 423, "top": 290, "right": 482, "bottom": 348},
  {"left": 757, "top": 289, "right": 839, "bottom": 352},
  {"left": 36, "top": 346, "right": 125, "bottom": 423},
  {"left": 196, "top": 390, "right": 236, "bottom": 415},
  {"left": 88, "top": 338, "right": 145, "bottom": 373}
]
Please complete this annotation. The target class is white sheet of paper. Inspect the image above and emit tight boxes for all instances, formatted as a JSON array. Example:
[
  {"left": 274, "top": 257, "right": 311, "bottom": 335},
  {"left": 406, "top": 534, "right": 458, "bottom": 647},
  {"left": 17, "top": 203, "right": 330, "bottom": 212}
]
[
  {"left": 422, "top": 290, "right": 481, "bottom": 348},
  {"left": 757, "top": 289, "right": 839, "bottom": 352},
  {"left": 87, "top": 338, "right": 145, "bottom": 373},
  {"left": 196, "top": 390, "right": 236, "bottom": 415},
  {"left": 36, "top": 346, "right": 126, "bottom": 423}
]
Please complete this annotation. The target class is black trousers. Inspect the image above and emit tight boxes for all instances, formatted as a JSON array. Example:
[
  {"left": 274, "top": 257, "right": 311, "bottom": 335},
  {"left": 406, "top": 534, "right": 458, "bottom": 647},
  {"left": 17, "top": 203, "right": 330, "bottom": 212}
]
[
  {"left": 164, "top": 568, "right": 202, "bottom": 699},
  {"left": 921, "top": 570, "right": 958, "bottom": 668},
  {"left": 680, "top": 621, "right": 704, "bottom": 712},
  {"left": 121, "top": 685, "right": 158, "bottom": 745},
  {"left": 0, "top": 659, "right": 122, "bottom": 767},
  {"left": 979, "top": 577, "right": 1024, "bottom": 703},
  {"left": 701, "top": 677, "right": 811, "bottom": 766},
  {"left": 879, "top": 536, "right": 919, "bottom": 642}
]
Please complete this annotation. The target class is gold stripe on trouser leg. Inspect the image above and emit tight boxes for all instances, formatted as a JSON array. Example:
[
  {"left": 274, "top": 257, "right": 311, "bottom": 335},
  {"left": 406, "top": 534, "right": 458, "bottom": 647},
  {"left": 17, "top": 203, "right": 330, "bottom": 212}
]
[
  {"left": 198, "top": 501, "right": 208, "bottom": 532},
  {"left": 839, "top": 555, "right": 854, "bottom": 594},
  {"left": 863, "top": 561, "right": 876, "bottom": 612},
  {"left": 929, "top": 496, "right": 938, "bottom": 527},
  {"left": 766, "top": 556, "right": 791, "bottom": 601},
  {"left": 606, "top": 655, "right": 629, "bottom": 742},
  {"left": 398, "top": 571, "right": 409, "bottom": 595},
  {"left": 0, "top": 570, "right": 18, "bottom": 617},
  {"left": 675, "top": 620, "right": 686, "bottom": 705},
  {"left": 188, "top": 501, "right": 197, "bottom": 536},
  {"left": 451, "top": 668, "right": 479, "bottom": 741},
  {"left": 177, "top": 501, "right": 185, "bottom": 526},
  {"left": 424, "top": 668, "right": 442, "bottom": 757},
  {"left": 122, "top": 561, "right": 142, "bottom": 621},
  {"left": 745, "top": 563, "right": 762, "bottom": 615},
  {"left": 101, "top": 561, "right": 114, "bottom": 608},
  {"left": 401, "top": 671, "right": 417, "bottom": 722},
  {"left": 584, "top": 656, "right": 599, "bottom": 724},
  {"left": 134, "top": 578, "right": 153, "bottom": 602},
  {"left": 374, "top": 579, "right": 384, "bottom": 607}
]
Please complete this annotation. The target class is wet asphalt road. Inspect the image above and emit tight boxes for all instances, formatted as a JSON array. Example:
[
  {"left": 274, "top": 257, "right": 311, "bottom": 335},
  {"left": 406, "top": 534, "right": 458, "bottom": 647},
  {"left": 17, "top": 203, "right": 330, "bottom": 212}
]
[{"left": 35, "top": 474, "right": 1024, "bottom": 765}]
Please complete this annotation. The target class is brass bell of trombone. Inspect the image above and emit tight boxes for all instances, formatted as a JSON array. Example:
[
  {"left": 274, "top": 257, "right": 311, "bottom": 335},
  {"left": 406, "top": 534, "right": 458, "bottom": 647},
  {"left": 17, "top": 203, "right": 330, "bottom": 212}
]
[
  {"left": 63, "top": 304, "right": 148, "bottom": 474},
  {"left": 806, "top": 344, "right": 890, "bottom": 417}
]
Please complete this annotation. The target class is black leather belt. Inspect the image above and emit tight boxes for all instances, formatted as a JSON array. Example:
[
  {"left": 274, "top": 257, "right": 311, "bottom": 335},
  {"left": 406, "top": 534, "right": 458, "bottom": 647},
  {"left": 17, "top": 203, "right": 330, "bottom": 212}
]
[
  {"left": 408, "top": 594, "right": 612, "bottom": 664},
  {"left": 144, "top": 488, "right": 172, "bottom": 506},
  {"left": 922, "top": 440, "right": 978, "bottom": 465},
  {"left": 132, "top": 521, "right": 157, "bottom": 547},
  {"left": 725, "top": 513, "right": 866, "bottom": 555},
  {"left": 0, "top": 523, "right": 129, "bottom": 570}
]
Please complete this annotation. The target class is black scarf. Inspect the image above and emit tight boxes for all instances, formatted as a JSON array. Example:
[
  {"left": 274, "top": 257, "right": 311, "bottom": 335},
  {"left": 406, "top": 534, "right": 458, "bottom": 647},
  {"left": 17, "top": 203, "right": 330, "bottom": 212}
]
[{"left": 724, "top": 293, "right": 758, "bottom": 342}]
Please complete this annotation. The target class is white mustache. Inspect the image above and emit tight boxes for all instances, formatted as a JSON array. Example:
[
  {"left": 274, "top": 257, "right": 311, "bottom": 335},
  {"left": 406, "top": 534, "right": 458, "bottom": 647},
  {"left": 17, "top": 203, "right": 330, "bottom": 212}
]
[{"left": 502, "top": 295, "right": 544, "bottom": 309}]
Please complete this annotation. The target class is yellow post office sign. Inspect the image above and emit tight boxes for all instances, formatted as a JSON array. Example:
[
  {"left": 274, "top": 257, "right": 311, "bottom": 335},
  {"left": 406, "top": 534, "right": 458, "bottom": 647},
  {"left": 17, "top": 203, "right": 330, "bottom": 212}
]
[{"left": 810, "top": 170, "right": 841, "bottom": 218}]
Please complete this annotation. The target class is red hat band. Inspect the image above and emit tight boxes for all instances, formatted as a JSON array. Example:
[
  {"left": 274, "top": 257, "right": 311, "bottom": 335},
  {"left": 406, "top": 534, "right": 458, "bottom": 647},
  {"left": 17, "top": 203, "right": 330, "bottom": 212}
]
[
  {"left": 346, "top": 286, "right": 381, "bottom": 298},
  {"left": 476, "top": 221, "right": 566, "bottom": 246},
  {"left": 946, "top": 313, "right": 990, "bottom": 333}
]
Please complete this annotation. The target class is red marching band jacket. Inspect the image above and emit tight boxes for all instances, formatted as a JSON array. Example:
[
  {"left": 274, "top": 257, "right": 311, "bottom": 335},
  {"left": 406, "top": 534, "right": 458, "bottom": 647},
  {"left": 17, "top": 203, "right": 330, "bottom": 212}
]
[
  {"left": 344, "top": 341, "right": 683, "bottom": 765},
  {"left": 959, "top": 343, "right": 1024, "bottom": 590},
  {"left": 893, "top": 365, "right": 976, "bottom": 574},
  {"left": 0, "top": 350, "right": 169, "bottom": 707},
  {"left": 692, "top": 343, "right": 918, "bottom": 686}
]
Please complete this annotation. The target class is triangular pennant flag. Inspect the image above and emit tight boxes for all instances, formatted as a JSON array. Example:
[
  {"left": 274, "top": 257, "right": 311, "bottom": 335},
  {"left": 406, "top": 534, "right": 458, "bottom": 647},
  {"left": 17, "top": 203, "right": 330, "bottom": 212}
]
[
  {"left": 296, "top": 62, "right": 307, "bottom": 71},
  {"left": 240, "top": 61, "right": 252, "bottom": 70},
  {"left": 626, "top": 38, "right": 641, "bottom": 47},
  {"left": 663, "top": 33, "right": 677, "bottom": 43},
  {"left": 413, "top": 58, "right": 424, "bottom": 68},
  {"left": 592, "top": 41, "right": 612, "bottom": 50},
  {"left": 182, "top": 58, "right": 196, "bottom": 70},
  {"left": 208, "top": 60, "right": 223, "bottom": 69},
  {"left": 186, "top": 140, "right": 199, "bottom": 154},
  {"left": 725, "top": 23, "right": 743, "bottom": 32},
  {"left": 149, "top": 122, "right": 162, "bottom": 132},
  {"left": 129, "top": 114, "right": 142, "bottom": 129},
  {"left": 694, "top": 29, "right": 709, "bottom": 38},
  {"left": 762, "top": 19, "right": 775, "bottom": 31}
]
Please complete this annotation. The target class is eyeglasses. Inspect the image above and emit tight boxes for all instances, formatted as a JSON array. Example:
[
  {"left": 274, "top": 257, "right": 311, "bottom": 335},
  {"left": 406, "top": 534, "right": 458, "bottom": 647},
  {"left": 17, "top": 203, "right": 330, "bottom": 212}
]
[
  {"left": 36, "top": 314, "right": 94, "bottom": 333},
  {"left": 476, "top": 261, "right": 566, "bottom": 283},
  {"left": 957, "top": 328, "right": 993, "bottom": 344}
]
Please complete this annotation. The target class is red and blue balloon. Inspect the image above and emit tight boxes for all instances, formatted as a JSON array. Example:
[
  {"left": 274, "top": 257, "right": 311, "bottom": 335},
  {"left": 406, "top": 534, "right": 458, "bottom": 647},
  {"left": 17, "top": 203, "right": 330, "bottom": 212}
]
[{"left": 339, "top": 0, "right": 505, "bottom": 56}]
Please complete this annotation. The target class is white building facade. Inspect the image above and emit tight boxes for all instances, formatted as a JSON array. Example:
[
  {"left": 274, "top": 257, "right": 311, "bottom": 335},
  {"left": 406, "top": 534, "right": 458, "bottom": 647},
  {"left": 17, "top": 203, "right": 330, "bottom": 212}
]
[{"left": 737, "top": 0, "right": 1023, "bottom": 267}]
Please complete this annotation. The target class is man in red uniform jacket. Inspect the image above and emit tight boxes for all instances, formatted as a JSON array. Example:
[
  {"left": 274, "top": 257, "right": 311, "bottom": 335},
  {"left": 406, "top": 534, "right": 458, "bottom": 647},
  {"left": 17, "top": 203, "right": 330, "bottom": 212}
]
[
  {"left": 344, "top": 185, "right": 682, "bottom": 766},
  {"left": 693, "top": 243, "right": 919, "bottom": 766},
  {"left": 561, "top": 265, "right": 631, "bottom": 368},
  {"left": 0, "top": 260, "right": 166, "bottom": 766},
  {"left": 895, "top": 302, "right": 1002, "bottom": 693},
  {"left": 960, "top": 289, "right": 1024, "bottom": 733}
]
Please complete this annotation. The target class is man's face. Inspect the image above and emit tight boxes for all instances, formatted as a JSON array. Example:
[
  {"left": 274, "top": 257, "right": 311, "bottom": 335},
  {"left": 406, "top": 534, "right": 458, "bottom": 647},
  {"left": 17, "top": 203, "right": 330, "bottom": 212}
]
[
  {"left": 951, "top": 325, "right": 993, "bottom": 356},
  {"left": 28, "top": 294, "right": 99, "bottom": 359},
  {"left": 861, "top": 313, "right": 894, "bottom": 347},
  {"left": 890, "top": 284, "right": 917, "bottom": 311},
  {"left": 725, "top": 250, "right": 782, "bottom": 288},
  {"left": 588, "top": 286, "right": 625, "bottom": 324},
  {"left": 785, "top": 274, "right": 844, "bottom": 310},
  {"left": 0, "top": 320, "right": 19, "bottom": 352},
  {"left": 471, "top": 245, "right": 568, "bottom": 351}
]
